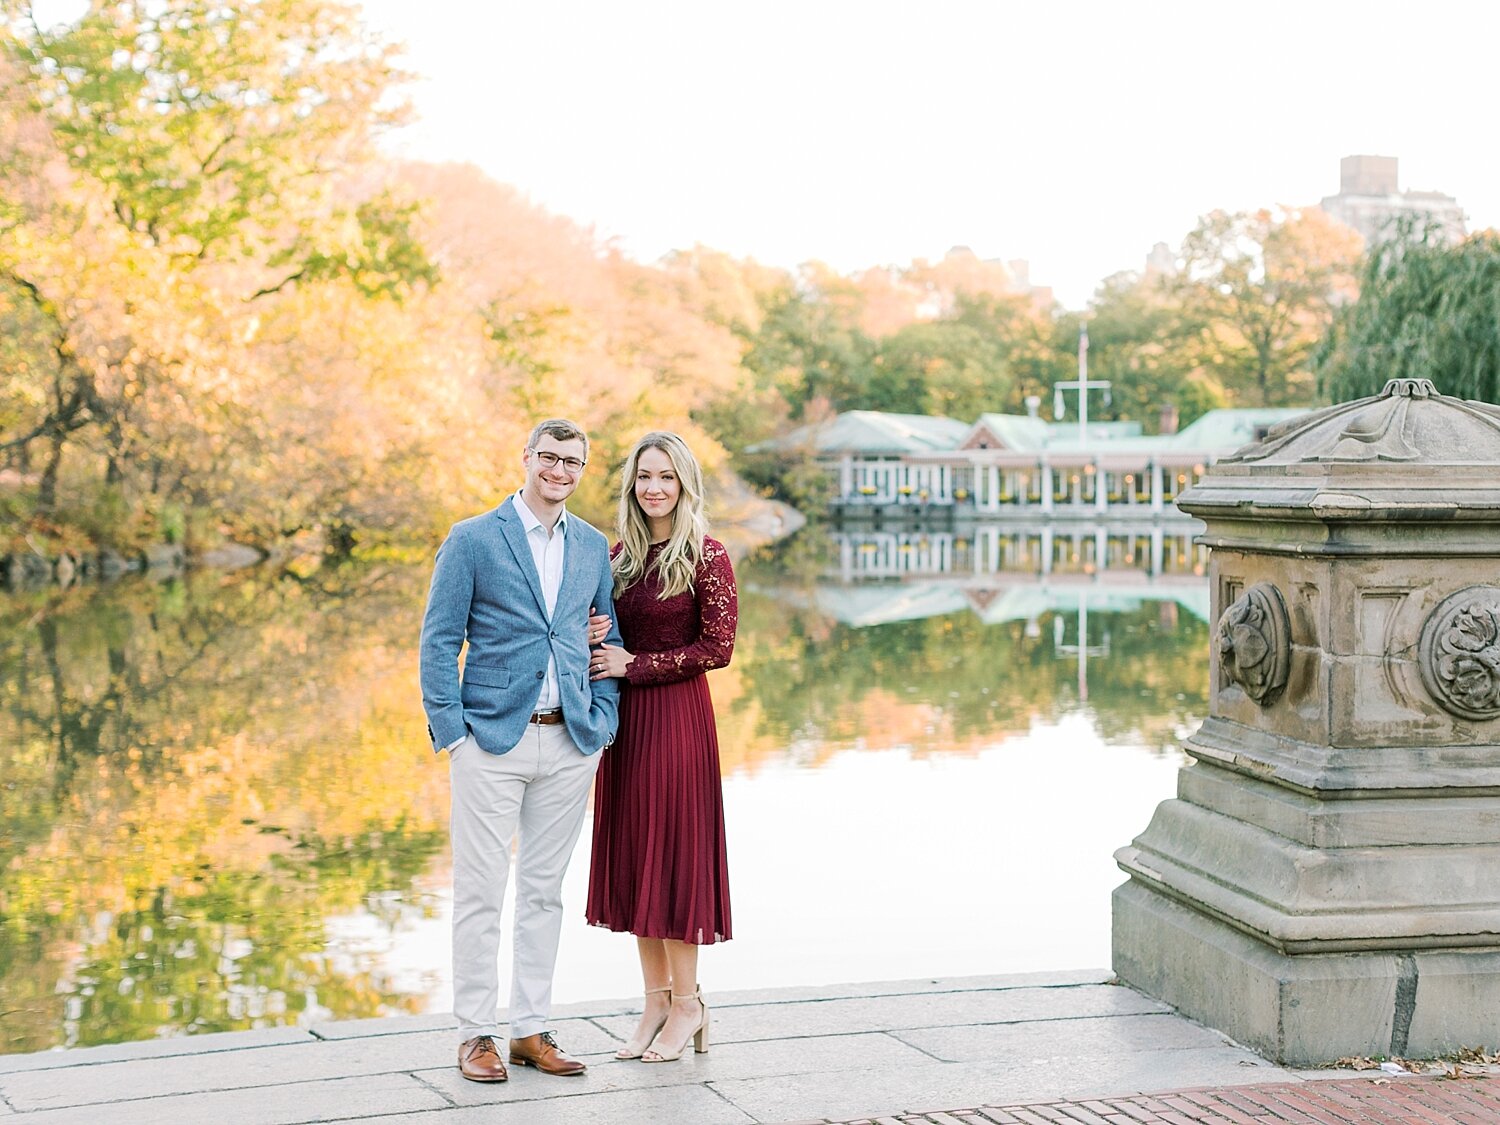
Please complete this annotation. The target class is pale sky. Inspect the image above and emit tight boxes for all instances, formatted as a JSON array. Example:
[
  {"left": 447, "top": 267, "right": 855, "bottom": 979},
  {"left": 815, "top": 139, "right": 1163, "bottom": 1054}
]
[{"left": 33, "top": 0, "right": 1500, "bottom": 308}]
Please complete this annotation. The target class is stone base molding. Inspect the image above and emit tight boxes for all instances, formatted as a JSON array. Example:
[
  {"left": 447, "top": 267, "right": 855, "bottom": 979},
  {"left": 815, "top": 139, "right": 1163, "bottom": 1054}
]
[{"left": 1114, "top": 879, "right": 1500, "bottom": 1065}]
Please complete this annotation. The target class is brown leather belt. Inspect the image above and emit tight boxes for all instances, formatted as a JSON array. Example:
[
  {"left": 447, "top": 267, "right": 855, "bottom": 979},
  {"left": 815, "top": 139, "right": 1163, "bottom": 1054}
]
[{"left": 529, "top": 709, "right": 564, "bottom": 725}]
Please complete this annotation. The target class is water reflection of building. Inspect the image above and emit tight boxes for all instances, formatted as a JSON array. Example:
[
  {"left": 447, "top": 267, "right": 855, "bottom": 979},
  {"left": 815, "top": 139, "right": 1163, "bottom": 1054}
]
[
  {"left": 769, "top": 528, "right": 1211, "bottom": 702},
  {"left": 757, "top": 407, "right": 1304, "bottom": 518},
  {"left": 834, "top": 527, "right": 1208, "bottom": 583},
  {"left": 770, "top": 528, "right": 1211, "bottom": 630}
]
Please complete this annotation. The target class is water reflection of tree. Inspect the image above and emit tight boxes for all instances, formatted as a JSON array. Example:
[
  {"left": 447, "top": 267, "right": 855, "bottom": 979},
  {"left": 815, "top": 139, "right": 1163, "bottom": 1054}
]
[
  {"left": 0, "top": 546, "right": 1212, "bottom": 1051},
  {"left": 1071, "top": 602, "right": 1209, "bottom": 750},
  {"left": 0, "top": 567, "right": 448, "bottom": 1053},
  {"left": 731, "top": 570, "right": 1209, "bottom": 758}
]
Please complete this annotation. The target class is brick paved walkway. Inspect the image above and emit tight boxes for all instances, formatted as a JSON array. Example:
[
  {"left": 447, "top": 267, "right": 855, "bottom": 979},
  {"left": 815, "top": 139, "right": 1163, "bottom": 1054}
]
[{"left": 821, "top": 1076, "right": 1500, "bottom": 1125}]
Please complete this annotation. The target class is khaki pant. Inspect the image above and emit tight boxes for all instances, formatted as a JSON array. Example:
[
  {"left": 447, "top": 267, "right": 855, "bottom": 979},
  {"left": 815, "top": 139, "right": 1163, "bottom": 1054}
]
[{"left": 448, "top": 723, "right": 601, "bottom": 1041}]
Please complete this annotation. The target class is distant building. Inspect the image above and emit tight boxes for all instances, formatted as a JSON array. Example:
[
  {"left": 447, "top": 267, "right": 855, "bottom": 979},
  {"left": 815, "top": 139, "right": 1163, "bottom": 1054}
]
[
  {"left": 929, "top": 246, "right": 1053, "bottom": 314},
  {"left": 756, "top": 406, "right": 1306, "bottom": 519},
  {"left": 1144, "top": 241, "right": 1177, "bottom": 279},
  {"left": 1319, "top": 155, "right": 1465, "bottom": 245}
]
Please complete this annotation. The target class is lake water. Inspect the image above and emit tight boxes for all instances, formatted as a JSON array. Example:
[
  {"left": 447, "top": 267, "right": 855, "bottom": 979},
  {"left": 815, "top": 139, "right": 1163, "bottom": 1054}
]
[{"left": 0, "top": 524, "right": 1210, "bottom": 1053}]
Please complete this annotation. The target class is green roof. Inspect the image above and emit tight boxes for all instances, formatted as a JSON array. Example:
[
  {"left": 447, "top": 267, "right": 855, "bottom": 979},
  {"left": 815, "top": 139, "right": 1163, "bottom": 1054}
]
[
  {"left": 758, "top": 407, "right": 1313, "bottom": 457},
  {"left": 1168, "top": 408, "right": 1307, "bottom": 452}
]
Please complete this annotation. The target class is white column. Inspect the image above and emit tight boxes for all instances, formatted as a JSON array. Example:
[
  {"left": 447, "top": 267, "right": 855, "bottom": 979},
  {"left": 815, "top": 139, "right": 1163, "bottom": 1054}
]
[
  {"left": 1040, "top": 526, "right": 1054, "bottom": 576},
  {"left": 840, "top": 456, "right": 853, "bottom": 499},
  {"left": 988, "top": 465, "right": 1001, "bottom": 511},
  {"left": 1095, "top": 462, "right": 1108, "bottom": 512},
  {"left": 1150, "top": 527, "right": 1164, "bottom": 576},
  {"left": 1095, "top": 526, "right": 1108, "bottom": 569},
  {"left": 1151, "top": 463, "right": 1164, "bottom": 512},
  {"left": 1041, "top": 465, "right": 1054, "bottom": 513}
]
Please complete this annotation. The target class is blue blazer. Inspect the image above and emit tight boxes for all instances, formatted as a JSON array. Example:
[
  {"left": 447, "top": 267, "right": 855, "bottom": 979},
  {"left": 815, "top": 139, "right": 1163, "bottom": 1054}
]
[{"left": 419, "top": 497, "right": 622, "bottom": 756}]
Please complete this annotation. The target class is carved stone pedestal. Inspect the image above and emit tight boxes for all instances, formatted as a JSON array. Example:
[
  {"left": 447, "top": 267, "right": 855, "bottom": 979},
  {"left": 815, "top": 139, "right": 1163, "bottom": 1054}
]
[{"left": 1113, "top": 379, "right": 1500, "bottom": 1064}]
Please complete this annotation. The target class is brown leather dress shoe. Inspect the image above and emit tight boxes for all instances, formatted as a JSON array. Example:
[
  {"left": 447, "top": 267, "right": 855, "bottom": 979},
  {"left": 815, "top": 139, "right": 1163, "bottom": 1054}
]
[
  {"left": 457, "top": 1035, "right": 509, "bottom": 1082},
  {"left": 509, "top": 1030, "right": 587, "bottom": 1076}
]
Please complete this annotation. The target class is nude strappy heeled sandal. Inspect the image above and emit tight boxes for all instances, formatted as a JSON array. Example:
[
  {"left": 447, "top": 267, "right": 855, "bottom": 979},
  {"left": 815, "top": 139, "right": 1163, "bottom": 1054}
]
[
  {"left": 641, "top": 987, "right": 709, "bottom": 1062},
  {"left": 615, "top": 987, "right": 672, "bottom": 1059}
]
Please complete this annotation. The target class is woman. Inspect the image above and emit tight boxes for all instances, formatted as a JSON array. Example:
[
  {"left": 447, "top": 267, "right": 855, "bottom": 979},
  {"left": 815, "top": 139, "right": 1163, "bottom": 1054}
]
[{"left": 584, "top": 431, "right": 736, "bottom": 1063}]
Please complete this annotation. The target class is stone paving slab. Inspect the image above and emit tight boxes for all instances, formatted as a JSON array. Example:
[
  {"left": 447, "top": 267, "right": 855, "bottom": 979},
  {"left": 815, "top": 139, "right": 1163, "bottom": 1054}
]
[
  {"left": 417, "top": 1031, "right": 932, "bottom": 1106},
  {"left": 0, "top": 1032, "right": 446, "bottom": 1111},
  {"left": 891, "top": 1012, "right": 1229, "bottom": 1063},
  {"left": 0, "top": 1017, "right": 619, "bottom": 1114},
  {"left": 10, "top": 1073, "right": 446, "bottom": 1125},
  {"left": 591, "top": 985, "right": 1167, "bottom": 1047},
  {"left": 707, "top": 971, "right": 1114, "bottom": 1008},
  {"left": 351, "top": 1083, "right": 758, "bottom": 1124},
  {"left": 0, "top": 1026, "right": 312, "bottom": 1075},
  {"left": 6, "top": 971, "right": 1478, "bottom": 1124},
  {"left": 709, "top": 1046, "right": 1282, "bottom": 1123},
  {"left": 307, "top": 1011, "right": 460, "bottom": 1041},
  {"left": 817, "top": 1076, "right": 1500, "bottom": 1125}
]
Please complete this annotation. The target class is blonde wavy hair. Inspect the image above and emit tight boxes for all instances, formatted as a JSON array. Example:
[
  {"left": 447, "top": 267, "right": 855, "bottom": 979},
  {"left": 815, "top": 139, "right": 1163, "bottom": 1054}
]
[{"left": 613, "top": 431, "right": 709, "bottom": 599}]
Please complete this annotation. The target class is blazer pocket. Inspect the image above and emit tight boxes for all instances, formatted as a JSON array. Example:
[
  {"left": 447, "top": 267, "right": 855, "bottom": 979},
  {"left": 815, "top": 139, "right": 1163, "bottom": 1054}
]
[{"left": 462, "top": 664, "right": 510, "bottom": 688}]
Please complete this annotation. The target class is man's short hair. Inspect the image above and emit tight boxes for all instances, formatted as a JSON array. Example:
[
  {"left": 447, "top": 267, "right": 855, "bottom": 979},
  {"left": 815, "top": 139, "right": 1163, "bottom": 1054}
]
[{"left": 527, "top": 418, "right": 589, "bottom": 457}]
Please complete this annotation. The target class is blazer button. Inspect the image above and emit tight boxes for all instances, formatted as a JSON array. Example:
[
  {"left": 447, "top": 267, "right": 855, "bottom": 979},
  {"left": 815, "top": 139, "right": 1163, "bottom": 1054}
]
[{"left": 536, "top": 670, "right": 544, "bottom": 679}]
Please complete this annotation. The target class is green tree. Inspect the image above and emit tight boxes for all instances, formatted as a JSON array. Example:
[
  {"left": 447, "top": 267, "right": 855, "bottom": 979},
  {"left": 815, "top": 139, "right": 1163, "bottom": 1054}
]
[
  {"left": 10, "top": 0, "right": 410, "bottom": 265},
  {"left": 0, "top": 0, "right": 434, "bottom": 550},
  {"left": 866, "top": 319, "right": 1009, "bottom": 418},
  {"left": 1173, "top": 207, "right": 1361, "bottom": 407},
  {"left": 1316, "top": 223, "right": 1500, "bottom": 404},
  {"left": 949, "top": 293, "right": 1072, "bottom": 413},
  {"left": 738, "top": 284, "right": 876, "bottom": 419},
  {"left": 1083, "top": 271, "right": 1225, "bottom": 431}
]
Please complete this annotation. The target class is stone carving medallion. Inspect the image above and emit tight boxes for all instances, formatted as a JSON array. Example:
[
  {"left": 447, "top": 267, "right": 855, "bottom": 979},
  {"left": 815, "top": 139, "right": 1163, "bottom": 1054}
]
[
  {"left": 1216, "top": 583, "right": 1291, "bottom": 706},
  {"left": 1419, "top": 586, "right": 1500, "bottom": 721}
]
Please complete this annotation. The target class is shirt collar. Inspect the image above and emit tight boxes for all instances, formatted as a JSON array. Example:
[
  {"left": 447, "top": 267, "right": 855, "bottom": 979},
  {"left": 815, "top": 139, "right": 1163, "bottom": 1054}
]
[{"left": 513, "top": 490, "right": 567, "bottom": 536}]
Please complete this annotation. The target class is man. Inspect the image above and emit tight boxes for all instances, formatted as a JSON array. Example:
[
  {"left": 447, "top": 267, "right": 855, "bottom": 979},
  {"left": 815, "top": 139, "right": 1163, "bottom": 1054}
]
[{"left": 420, "top": 418, "right": 623, "bottom": 1083}]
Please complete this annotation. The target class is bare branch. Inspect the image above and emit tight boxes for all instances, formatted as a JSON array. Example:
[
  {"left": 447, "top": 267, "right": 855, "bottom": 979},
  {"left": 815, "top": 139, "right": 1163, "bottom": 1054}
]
[{"left": 248, "top": 268, "right": 307, "bottom": 301}]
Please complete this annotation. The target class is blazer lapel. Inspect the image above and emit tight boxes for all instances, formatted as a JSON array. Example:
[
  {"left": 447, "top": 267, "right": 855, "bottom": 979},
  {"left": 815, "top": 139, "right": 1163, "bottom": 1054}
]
[
  {"left": 557, "top": 518, "right": 592, "bottom": 614},
  {"left": 495, "top": 499, "right": 549, "bottom": 620}
]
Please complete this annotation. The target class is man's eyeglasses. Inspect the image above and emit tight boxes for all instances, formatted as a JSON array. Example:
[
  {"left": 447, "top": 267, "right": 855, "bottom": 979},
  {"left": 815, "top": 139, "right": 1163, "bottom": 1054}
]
[{"left": 531, "top": 449, "right": 586, "bottom": 474}]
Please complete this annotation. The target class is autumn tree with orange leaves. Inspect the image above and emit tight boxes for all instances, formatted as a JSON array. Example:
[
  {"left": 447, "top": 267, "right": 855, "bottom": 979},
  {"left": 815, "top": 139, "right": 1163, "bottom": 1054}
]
[{"left": 1170, "top": 207, "right": 1362, "bottom": 408}]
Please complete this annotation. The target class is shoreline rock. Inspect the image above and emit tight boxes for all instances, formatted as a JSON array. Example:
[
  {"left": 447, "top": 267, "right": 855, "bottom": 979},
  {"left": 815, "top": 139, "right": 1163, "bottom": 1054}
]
[{"left": 1, "top": 543, "right": 188, "bottom": 591}]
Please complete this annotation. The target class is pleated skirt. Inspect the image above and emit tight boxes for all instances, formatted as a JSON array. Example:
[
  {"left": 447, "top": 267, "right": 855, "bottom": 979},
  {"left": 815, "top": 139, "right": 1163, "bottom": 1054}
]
[{"left": 585, "top": 674, "right": 732, "bottom": 944}]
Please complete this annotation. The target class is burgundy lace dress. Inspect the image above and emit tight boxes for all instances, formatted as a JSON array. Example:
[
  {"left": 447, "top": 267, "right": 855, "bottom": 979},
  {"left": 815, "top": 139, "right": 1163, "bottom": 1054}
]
[{"left": 586, "top": 537, "right": 736, "bottom": 944}]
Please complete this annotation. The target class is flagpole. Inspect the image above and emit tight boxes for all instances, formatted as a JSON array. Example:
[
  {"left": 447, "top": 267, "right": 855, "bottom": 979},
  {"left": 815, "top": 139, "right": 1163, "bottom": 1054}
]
[{"left": 1078, "top": 324, "right": 1089, "bottom": 452}]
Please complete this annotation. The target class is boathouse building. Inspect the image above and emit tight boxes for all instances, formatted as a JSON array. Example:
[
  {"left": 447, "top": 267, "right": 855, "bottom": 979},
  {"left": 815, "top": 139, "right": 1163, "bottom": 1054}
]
[{"left": 765, "top": 407, "right": 1305, "bottom": 518}]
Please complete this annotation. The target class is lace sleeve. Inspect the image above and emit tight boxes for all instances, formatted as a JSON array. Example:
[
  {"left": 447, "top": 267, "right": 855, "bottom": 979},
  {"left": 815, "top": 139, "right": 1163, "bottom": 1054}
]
[{"left": 625, "top": 540, "right": 738, "bottom": 686}]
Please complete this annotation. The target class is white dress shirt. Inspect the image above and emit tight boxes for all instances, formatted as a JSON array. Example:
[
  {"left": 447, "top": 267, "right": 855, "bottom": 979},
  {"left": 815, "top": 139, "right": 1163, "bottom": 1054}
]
[{"left": 512, "top": 490, "right": 568, "bottom": 710}]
